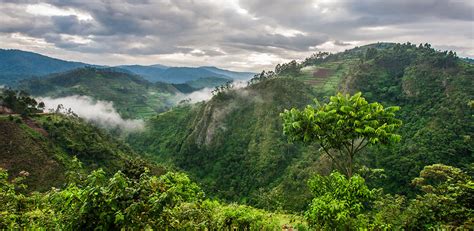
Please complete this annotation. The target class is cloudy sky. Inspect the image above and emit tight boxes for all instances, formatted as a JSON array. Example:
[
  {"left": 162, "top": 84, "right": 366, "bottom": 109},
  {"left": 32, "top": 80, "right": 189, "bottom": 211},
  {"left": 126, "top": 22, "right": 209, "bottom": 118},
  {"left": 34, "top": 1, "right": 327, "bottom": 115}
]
[{"left": 1, "top": 0, "right": 473, "bottom": 71}]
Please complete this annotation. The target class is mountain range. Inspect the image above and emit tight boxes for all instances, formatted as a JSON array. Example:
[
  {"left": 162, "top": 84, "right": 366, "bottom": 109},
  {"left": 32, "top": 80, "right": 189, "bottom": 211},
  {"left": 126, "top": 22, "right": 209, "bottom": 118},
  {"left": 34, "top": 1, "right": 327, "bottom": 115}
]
[
  {"left": 0, "top": 49, "right": 255, "bottom": 86},
  {"left": 1, "top": 42, "right": 473, "bottom": 229}
]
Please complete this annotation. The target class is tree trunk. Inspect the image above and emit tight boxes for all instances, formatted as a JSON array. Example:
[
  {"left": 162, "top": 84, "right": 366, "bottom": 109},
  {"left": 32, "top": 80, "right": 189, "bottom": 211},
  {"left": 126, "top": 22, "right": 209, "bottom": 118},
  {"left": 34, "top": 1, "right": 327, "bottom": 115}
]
[{"left": 348, "top": 153, "right": 353, "bottom": 178}]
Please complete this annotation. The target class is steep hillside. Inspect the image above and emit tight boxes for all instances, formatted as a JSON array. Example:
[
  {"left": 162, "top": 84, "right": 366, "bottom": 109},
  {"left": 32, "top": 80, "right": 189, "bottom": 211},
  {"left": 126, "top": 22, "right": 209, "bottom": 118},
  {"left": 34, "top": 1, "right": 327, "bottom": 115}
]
[
  {"left": 128, "top": 78, "right": 319, "bottom": 210},
  {"left": 338, "top": 43, "right": 474, "bottom": 194},
  {"left": 0, "top": 114, "right": 162, "bottom": 192},
  {"left": 127, "top": 43, "right": 474, "bottom": 211},
  {"left": 0, "top": 49, "right": 92, "bottom": 86},
  {"left": 279, "top": 42, "right": 473, "bottom": 196},
  {"left": 0, "top": 92, "right": 306, "bottom": 230},
  {"left": 19, "top": 67, "right": 179, "bottom": 119}
]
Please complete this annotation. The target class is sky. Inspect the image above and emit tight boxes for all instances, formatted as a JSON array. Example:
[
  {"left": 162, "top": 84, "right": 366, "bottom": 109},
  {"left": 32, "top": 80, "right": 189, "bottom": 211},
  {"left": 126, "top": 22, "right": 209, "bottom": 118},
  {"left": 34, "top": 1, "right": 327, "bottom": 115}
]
[{"left": 1, "top": 0, "right": 473, "bottom": 72}]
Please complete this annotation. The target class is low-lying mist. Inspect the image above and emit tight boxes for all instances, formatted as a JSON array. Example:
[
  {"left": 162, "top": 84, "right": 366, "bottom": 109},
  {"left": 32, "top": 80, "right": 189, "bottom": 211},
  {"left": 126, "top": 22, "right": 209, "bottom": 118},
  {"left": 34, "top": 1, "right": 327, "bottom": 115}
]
[
  {"left": 39, "top": 95, "right": 144, "bottom": 132},
  {"left": 175, "top": 80, "right": 249, "bottom": 103}
]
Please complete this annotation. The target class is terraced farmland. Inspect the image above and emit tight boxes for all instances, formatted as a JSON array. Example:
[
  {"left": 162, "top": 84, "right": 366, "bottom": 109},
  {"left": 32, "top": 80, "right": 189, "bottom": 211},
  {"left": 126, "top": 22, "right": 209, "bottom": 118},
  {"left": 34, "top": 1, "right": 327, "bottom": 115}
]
[{"left": 298, "top": 59, "right": 357, "bottom": 95}]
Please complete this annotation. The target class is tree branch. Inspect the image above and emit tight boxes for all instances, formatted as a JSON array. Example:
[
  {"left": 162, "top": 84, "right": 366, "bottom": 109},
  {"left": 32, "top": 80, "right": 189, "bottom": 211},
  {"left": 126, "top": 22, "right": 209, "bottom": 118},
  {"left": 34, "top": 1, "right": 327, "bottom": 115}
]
[
  {"left": 320, "top": 144, "right": 346, "bottom": 175},
  {"left": 353, "top": 137, "right": 367, "bottom": 154},
  {"left": 337, "top": 148, "right": 351, "bottom": 177},
  {"left": 354, "top": 141, "right": 370, "bottom": 155}
]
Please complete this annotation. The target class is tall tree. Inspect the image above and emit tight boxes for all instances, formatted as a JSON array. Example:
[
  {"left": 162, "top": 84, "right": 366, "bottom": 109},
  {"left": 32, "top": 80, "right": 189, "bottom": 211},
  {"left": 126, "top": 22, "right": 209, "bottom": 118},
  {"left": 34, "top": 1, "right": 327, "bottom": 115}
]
[{"left": 281, "top": 92, "right": 402, "bottom": 177}]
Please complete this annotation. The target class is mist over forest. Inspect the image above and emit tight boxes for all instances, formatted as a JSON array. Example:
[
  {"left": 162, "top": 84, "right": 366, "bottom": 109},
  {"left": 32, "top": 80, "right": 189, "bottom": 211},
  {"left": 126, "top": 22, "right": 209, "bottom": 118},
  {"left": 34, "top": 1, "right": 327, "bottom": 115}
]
[{"left": 1, "top": 1, "right": 473, "bottom": 230}]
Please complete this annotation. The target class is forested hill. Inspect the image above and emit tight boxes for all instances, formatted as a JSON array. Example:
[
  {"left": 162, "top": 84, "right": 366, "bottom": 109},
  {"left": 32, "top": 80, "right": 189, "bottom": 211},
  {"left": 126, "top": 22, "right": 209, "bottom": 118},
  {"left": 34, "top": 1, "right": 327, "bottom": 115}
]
[
  {"left": 19, "top": 67, "right": 180, "bottom": 119},
  {"left": 128, "top": 78, "right": 318, "bottom": 210},
  {"left": 341, "top": 43, "right": 473, "bottom": 194},
  {"left": 0, "top": 90, "right": 307, "bottom": 230},
  {"left": 0, "top": 49, "right": 92, "bottom": 86},
  {"left": 0, "top": 113, "right": 162, "bottom": 192},
  {"left": 127, "top": 42, "right": 474, "bottom": 211}
]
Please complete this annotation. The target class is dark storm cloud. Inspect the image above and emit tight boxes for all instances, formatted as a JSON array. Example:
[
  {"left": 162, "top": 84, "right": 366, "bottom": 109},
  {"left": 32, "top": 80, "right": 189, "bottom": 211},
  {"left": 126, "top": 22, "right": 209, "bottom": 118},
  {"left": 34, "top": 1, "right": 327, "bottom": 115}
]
[
  {"left": 238, "top": 0, "right": 473, "bottom": 38},
  {"left": 0, "top": 0, "right": 472, "bottom": 70},
  {"left": 349, "top": 0, "right": 474, "bottom": 22}
]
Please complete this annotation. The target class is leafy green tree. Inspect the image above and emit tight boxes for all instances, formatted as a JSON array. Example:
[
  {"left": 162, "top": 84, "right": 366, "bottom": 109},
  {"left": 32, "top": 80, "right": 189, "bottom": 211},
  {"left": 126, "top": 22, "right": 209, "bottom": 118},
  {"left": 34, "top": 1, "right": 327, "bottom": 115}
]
[
  {"left": 305, "top": 172, "right": 377, "bottom": 229},
  {"left": 281, "top": 92, "right": 402, "bottom": 177},
  {"left": 402, "top": 164, "right": 474, "bottom": 229},
  {"left": 0, "top": 89, "right": 44, "bottom": 116},
  {"left": 50, "top": 169, "right": 206, "bottom": 230}
]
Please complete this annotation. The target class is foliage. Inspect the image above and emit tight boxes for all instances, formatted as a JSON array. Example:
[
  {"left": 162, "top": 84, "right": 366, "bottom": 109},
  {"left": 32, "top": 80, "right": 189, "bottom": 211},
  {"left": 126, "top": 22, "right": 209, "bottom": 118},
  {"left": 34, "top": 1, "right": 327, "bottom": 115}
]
[
  {"left": 247, "top": 70, "right": 277, "bottom": 86},
  {"left": 211, "top": 80, "right": 234, "bottom": 96},
  {"left": 0, "top": 112, "right": 162, "bottom": 192},
  {"left": 0, "top": 89, "right": 44, "bottom": 116},
  {"left": 305, "top": 172, "right": 377, "bottom": 229},
  {"left": 52, "top": 169, "right": 205, "bottom": 229},
  {"left": 19, "top": 67, "right": 178, "bottom": 119},
  {"left": 275, "top": 60, "right": 301, "bottom": 76},
  {"left": 305, "top": 164, "right": 474, "bottom": 230},
  {"left": 126, "top": 42, "right": 473, "bottom": 213},
  {"left": 38, "top": 114, "right": 138, "bottom": 173},
  {"left": 402, "top": 164, "right": 474, "bottom": 229},
  {"left": 350, "top": 42, "right": 474, "bottom": 195},
  {"left": 128, "top": 78, "right": 317, "bottom": 211},
  {"left": 0, "top": 167, "right": 305, "bottom": 230},
  {"left": 301, "top": 51, "right": 330, "bottom": 66},
  {"left": 281, "top": 92, "right": 402, "bottom": 177}
]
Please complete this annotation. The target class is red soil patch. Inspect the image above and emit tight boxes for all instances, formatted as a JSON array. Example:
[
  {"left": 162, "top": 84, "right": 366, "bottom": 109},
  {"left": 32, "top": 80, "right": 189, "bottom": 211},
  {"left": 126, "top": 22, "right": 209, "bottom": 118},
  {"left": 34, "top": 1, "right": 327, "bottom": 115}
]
[
  {"left": 313, "top": 68, "right": 332, "bottom": 78},
  {"left": 23, "top": 118, "right": 49, "bottom": 137},
  {"left": 0, "top": 120, "right": 64, "bottom": 191}
]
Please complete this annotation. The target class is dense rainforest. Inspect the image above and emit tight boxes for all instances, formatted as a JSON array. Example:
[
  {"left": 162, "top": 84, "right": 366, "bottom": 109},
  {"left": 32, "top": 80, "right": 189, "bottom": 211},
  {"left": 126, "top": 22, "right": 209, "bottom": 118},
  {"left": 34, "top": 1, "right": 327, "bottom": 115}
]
[
  {"left": 128, "top": 43, "right": 473, "bottom": 210},
  {"left": 1, "top": 42, "right": 473, "bottom": 229}
]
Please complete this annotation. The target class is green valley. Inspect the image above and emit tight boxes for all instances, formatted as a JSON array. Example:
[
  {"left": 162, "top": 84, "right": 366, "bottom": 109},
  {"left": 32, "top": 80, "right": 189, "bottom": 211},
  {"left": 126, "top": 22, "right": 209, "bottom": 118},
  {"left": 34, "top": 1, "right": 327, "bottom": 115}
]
[
  {"left": 125, "top": 43, "right": 473, "bottom": 228},
  {"left": 19, "top": 67, "right": 179, "bottom": 119},
  {"left": 1, "top": 42, "right": 473, "bottom": 230}
]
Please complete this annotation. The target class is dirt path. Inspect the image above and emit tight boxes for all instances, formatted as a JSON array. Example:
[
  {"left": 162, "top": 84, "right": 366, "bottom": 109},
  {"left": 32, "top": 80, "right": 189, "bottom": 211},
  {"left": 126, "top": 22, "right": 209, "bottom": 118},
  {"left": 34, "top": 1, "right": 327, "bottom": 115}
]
[{"left": 23, "top": 117, "right": 49, "bottom": 137}]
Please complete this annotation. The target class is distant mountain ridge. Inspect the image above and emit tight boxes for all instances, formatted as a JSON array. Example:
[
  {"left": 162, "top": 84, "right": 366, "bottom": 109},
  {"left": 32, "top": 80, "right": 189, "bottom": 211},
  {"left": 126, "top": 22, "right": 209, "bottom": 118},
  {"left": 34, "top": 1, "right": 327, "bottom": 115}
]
[
  {"left": 117, "top": 65, "right": 254, "bottom": 83},
  {"left": 0, "top": 49, "right": 93, "bottom": 86},
  {"left": 19, "top": 67, "right": 180, "bottom": 119},
  {"left": 0, "top": 49, "right": 255, "bottom": 86}
]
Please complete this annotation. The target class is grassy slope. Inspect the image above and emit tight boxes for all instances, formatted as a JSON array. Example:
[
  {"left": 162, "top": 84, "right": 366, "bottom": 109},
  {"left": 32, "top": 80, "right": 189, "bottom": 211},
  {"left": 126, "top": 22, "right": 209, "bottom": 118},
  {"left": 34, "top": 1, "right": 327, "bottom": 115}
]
[
  {"left": 0, "top": 114, "right": 162, "bottom": 191},
  {"left": 0, "top": 117, "right": 66, "bottom": 191},
  {"left": 19, "top": 67, "right": 179, "bottom": 119}
]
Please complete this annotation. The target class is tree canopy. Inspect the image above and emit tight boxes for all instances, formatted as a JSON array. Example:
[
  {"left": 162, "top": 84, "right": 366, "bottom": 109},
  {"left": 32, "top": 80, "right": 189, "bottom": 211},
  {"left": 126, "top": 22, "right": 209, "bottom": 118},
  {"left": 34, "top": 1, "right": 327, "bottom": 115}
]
[{"left": 281, "top": 92, "right": 402, "bottom": 177}]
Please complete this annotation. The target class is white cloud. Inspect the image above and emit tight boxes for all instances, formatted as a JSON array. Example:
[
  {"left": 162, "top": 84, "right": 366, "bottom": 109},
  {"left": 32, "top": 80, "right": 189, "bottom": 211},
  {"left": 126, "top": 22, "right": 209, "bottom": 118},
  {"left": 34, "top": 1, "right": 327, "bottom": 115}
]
[
  {"left": 0, "top": 0, "right": 472, "bottom": 71},
  {"left": 175, "top": 80, "right": 250, "bottom": 103},
  {"left": 39, "top": 95, "right": 144, "bottom": 132},
  {"left": 177, "top": 88, "right": 214, "bottom": 104},
  {"left": 26, "top": 3, "right": 93, "bottom": 21}
]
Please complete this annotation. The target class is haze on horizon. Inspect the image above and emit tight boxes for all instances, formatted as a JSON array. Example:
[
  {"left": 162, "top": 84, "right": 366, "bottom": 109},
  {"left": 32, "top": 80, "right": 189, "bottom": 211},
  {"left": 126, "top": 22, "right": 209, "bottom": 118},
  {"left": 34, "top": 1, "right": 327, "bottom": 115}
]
[{"left": 1, "top": 0, "right": 473, "bottom": 72}]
